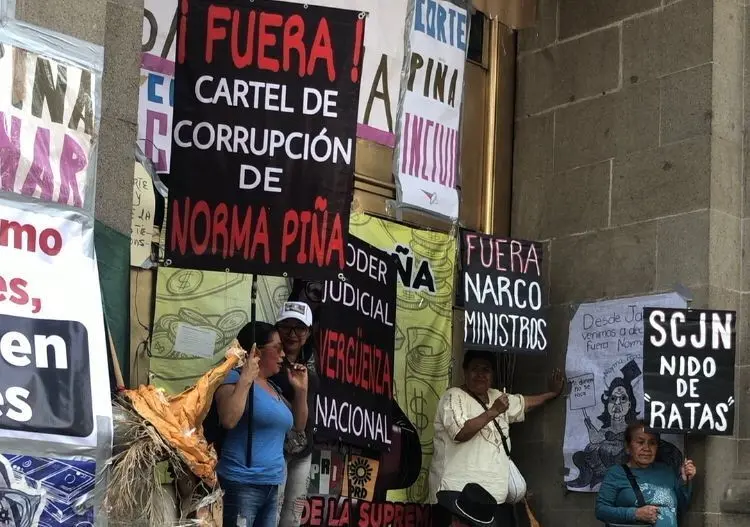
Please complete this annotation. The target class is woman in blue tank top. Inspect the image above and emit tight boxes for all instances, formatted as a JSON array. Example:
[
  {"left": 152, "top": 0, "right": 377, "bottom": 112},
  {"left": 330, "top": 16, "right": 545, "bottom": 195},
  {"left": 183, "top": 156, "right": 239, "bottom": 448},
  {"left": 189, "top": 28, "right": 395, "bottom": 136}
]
[{"left": 215, "top": 322, "right": 309, "bottom": 527}]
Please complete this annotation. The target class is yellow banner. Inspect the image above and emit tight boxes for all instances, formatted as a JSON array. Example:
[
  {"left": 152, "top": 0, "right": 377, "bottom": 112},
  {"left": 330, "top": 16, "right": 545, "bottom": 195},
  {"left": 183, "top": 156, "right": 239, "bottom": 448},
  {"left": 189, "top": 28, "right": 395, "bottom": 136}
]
[
  {"left": 350, "top": 212, "right": 456, "bottom": 503},
  {"left": 149, "top": 268, "right": 289, "bottom": 393}
]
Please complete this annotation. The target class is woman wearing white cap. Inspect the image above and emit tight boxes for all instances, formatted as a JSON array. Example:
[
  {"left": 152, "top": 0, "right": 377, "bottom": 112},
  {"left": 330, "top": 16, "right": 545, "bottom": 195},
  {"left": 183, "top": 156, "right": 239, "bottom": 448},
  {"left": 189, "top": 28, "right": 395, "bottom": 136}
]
[{"left": 271, "top": 301, "right": 319, "bottom": 527}]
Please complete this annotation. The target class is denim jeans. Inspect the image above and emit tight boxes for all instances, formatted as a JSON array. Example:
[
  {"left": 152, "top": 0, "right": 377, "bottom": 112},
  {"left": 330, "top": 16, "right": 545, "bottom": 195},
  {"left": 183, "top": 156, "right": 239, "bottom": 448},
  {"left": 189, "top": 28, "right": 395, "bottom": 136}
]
[
  {"left": 221, "top": 478, "right": 279, "bottom": 527},
  {"left": 277, "top": 453, "right": 313, "bottom": 527}
]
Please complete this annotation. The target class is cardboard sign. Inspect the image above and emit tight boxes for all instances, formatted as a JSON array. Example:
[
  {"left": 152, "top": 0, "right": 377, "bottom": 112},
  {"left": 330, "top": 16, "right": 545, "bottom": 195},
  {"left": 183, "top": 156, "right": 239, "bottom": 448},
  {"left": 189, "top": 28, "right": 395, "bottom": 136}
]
[
  {"left": 315, "top": 235, "right": 397, "bottom": 450},
  {"left": 644, "top": 308, "right": 736, "bottom": 435},
  {"left": 164, "top": 0, "right": 363, "bottom": 278},
  {"left": 460, "top": 230, "right": 548, "bottom": 354}
]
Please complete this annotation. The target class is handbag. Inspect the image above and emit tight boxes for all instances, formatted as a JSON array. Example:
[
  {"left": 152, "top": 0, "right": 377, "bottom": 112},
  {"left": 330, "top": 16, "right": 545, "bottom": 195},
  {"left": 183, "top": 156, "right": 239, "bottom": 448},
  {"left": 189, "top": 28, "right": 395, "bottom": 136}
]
[
  {"left": 605, "top": 465, "right": 651, "bottom": 526},
  {"left": 465, "top": 389, "right": 527, "bottom": 504}
]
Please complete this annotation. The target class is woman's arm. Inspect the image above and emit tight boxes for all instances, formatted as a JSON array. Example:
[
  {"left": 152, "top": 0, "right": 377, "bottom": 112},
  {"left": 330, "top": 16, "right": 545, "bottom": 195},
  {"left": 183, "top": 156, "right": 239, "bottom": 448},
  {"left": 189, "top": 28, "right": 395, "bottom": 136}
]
[
  {"left": 215, "top": 378, "right": 253, "bottom": 429},
  {"left": 454, "top": 409, "right": 500, "bottom": 442},
  {"left": 595, "top": 471, "right": 638, "bottom": 524}
]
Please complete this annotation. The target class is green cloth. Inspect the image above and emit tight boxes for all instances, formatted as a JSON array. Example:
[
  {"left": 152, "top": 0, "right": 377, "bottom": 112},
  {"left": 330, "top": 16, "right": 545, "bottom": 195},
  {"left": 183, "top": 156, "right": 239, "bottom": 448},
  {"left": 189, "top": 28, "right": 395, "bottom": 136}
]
[{"left": 94, "top": 219, "right": 131, "bottom": 387}]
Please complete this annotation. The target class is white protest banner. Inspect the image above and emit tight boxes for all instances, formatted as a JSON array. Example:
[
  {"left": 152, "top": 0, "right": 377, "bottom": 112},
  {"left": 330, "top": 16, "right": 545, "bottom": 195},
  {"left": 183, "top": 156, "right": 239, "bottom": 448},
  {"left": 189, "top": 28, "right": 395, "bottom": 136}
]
[
  {"left": 0, "top": 203, "right": 109, "bottom": 453},
  {"left": 643, "top": 308, "right": 736, "bottom": 435},
  {"left": 139, "top": 0, "right": 176, "bottom": 172},
  {"left": 0, "top": 38, "right": 100, "bottom": 210},
  {"left": 395, "top": 0, "right": 467, "bottom": 218},
  {"left": 284, "top": 0, "right": 408, "bottom": 147},
  {"left": 563, "top": 293, "right": 686, "bottom": 492}
]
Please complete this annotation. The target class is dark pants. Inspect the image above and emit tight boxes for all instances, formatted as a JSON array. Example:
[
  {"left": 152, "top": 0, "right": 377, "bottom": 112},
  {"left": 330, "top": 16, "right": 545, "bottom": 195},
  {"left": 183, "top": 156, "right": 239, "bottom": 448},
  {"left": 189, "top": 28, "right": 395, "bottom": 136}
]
[{"left": 433, "top": 503, "right": 520, "bottom": 527}]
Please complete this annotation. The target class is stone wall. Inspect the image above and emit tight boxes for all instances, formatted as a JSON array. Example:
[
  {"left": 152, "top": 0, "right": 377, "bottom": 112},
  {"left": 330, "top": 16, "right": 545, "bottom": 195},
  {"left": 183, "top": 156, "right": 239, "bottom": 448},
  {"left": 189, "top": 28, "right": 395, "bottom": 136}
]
[
  {"left": 511, "top": 0, "right": 750, "bottom": 526},
  {"left": 11, "top": 0, "right": 143, "bottom": 236}
]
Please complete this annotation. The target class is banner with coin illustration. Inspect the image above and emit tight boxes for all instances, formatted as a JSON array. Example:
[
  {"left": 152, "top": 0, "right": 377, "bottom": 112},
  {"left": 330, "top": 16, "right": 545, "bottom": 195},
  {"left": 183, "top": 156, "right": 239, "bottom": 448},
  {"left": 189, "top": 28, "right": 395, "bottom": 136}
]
[
  {"left": 349, "top": 212, "right": 456, "bottom": 504},
  {"left": 147, "top": 267, "right": 290, "bottom": 394}
]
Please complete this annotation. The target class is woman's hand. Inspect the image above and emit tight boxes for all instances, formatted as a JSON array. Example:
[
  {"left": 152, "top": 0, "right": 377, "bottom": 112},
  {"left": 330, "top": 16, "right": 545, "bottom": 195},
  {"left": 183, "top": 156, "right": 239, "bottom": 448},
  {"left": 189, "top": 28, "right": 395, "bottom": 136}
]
[
  {"left": 239, "top": 346, "right": 260, "bottom": 385},
  {"left": 548, "top": 368, "right": 566, "bottom": 396},
  {"left": 288, "top": 363, "right": 309, "bottom": 392},
  {"left": 488, "top": 393, "right": 509, "bottom": 417},
  {"left": 635, "top": 505, "right": 659, "bottom": 523},
  {"left": 681, "top": 459, "right": 697, "bottom": 482}
]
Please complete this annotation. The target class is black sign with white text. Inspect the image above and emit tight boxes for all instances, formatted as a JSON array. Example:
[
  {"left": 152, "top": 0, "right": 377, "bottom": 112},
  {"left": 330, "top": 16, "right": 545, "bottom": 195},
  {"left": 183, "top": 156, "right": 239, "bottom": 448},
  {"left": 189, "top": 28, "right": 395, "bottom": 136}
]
[
  {"left": 644, "top": 308, "right": 735, "bottom": 435},
  {"left": 315, "top": 235, "right": 396, "bottom": 450},
  {"left": 0, "top": 313, "right": 93, "bottom": 437},
  {"left": 460, "top": 230, "right": 548, "bottom": 354},
  {"left": 165, "top": 0, "right": 364, "bottom": 278}
]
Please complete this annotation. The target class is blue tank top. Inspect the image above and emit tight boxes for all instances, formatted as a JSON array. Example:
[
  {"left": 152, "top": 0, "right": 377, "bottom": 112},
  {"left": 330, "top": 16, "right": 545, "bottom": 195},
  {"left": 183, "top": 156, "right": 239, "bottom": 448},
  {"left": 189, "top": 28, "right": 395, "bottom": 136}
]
[{"left": 216, "top": 371, "right": 293, "bottom": 485}]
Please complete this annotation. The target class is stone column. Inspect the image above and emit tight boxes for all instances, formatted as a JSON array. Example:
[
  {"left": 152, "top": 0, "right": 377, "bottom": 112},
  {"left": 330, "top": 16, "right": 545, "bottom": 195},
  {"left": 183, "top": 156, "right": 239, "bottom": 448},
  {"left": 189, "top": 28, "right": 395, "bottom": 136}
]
[{"left": 13, "top": 0, "right": 143, "bottom": 234}]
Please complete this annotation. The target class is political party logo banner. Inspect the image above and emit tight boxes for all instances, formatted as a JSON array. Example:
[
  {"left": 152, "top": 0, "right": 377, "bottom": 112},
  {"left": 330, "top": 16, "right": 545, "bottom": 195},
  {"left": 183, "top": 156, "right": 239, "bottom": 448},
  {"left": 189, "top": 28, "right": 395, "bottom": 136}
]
[
  {"left": 460, "top": 230, "right": 548, "bottom": 354},
  {"left": 342, "top": 455, "right": 380, "bottom": 502},
  {"left": 0, "top": 453, "right": 96, "bottom": 527},
  {"left": 149, "top": 267, "right": 289, "bottom": 393},
  {"left": 643, "top": 308, "right": 736, "bottom": 435},
  {"left": 563, "top": 293, "right": 686, "bottom": 493},
  {"left": 164, "top": 0, "right": 364, "bottom": 278},
  {"left": 350, "top": 212, "right": 455, "bottom": 503},
  {"left": 316, "top": 235, "right": 397, "bottom": 450},
  {"left": 0, "top": 204, "right": 109, "bottom": 453},
  {"left": 395, "top": 0, "right": 467, "bottom": 218},
  {"left": 0, "top": 23, "right": 103, "bottom": 212}
]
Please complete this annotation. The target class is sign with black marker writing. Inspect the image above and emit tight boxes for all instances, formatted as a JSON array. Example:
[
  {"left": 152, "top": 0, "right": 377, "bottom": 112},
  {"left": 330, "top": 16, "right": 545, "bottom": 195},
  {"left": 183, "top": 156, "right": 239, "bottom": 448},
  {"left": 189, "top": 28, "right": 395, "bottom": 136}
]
[
  {"left": 643, "top": 308, "right": 735, "bottom": 435},
  {"left": 460, "top": 230, "right": 548, "bottom": 354}
]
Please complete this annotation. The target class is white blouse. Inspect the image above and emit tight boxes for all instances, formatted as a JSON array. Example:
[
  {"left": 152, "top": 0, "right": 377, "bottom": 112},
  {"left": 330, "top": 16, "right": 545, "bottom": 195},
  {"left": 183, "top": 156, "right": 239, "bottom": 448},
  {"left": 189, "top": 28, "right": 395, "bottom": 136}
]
[{"left": 428, "top": 387, "right": 526, "bottom": 504}]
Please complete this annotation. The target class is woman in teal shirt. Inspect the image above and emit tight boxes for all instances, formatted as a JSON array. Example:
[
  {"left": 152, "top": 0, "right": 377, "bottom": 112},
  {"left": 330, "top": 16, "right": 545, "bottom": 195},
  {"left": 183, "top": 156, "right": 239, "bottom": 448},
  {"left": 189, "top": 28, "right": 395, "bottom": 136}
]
[{"left": 596, "top": 421, "right": 697, "bottom": 526}]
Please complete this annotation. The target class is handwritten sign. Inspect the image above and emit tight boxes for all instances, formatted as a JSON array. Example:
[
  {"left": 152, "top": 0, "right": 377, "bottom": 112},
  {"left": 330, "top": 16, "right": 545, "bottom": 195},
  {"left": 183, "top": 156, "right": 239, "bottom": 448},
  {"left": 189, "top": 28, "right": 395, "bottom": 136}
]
[
  {"left": 461, "top": 230, "right": 548, "bottom": 354},
  {"left": 130, "top": 163, "right": 155, "bottom": 267},
  {"left": 644, "top": 308, "right": 736, "bottom": 435},
  {"left": 569, "top": 373, "right": 596, "bottom": 411}
]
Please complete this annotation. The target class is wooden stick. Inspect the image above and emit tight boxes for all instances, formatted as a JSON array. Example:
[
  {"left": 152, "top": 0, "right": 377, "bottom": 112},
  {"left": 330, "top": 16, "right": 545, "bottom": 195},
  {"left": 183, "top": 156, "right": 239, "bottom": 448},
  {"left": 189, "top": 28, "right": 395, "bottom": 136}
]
[{"left": 106, "top": 320, "right": 126, "bottom": 391}]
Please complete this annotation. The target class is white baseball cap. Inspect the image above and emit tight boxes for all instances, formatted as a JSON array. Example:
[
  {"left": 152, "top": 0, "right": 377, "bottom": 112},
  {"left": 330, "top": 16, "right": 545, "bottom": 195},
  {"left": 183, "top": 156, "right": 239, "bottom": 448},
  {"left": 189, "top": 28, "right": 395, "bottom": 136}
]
[{"left": 277, "top": 301, "right": 313, "bottom": 327}]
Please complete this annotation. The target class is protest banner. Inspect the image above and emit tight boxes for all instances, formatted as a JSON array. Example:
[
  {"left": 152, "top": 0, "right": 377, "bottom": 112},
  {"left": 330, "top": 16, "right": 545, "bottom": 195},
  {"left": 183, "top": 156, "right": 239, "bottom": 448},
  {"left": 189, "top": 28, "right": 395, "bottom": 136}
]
[
  {"left": 350, "top": 212, "right": 455, "bottom": 503},
  {"left": 395, "top": 0, "right": 467, "bottom": 218},
  {"left": 284, "top": 0, "right": 408, "bottom": 147},
  {"left": 148, "top": 267, "right": 289, "bottom": 394},
  {"left": 460, "top": 230, "right": 547, "bottom": 354},
  {"left": 316, "top": 235, "right": 397, "bottom": 450},
  {"left": 302, "top": 497, "right": 432, "bottom": 527},
  {"left": 0, "top": 453, "right": 96, "bottom": 526},
  {"left": 164, "top": 0, "right": 364, "bottom": 278},
  {"left": 643, "top": 308, "right": 736, "bottom": 435},
  {"left": 139, "top": 0, "right": 407, "bottom": 154},
  {"left": 563, "top": 293, "right": 686, "bottom": 492},
  {"left": 0, "top": 25, "right": 102, "bottom": 211},
  {"left": 0, "top": 202, "right": 109, "bottom": 451},
  {"left": 138, "top": 0, "right": 176, "bottom": 172}
]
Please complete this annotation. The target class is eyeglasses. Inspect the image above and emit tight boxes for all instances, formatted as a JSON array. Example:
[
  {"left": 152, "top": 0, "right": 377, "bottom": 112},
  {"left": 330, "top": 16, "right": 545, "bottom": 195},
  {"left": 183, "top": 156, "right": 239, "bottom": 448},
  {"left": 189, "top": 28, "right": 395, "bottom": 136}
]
[{"left": 277, "top": 324, "right": 309, "bottom": 336}]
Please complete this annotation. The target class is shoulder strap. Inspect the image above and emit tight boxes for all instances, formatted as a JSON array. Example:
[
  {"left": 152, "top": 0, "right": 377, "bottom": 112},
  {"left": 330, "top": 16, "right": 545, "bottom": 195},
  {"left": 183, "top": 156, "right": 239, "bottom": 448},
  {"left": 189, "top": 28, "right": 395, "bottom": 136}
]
[
  {"left": 463, "top": 388, "right": 512, "bottom": 458},
  {"left": 621, "top": 464, "right": 646, "bottom": 507},
  {"left": 245, "top": 383, "right": 254, "bottom": 467}
]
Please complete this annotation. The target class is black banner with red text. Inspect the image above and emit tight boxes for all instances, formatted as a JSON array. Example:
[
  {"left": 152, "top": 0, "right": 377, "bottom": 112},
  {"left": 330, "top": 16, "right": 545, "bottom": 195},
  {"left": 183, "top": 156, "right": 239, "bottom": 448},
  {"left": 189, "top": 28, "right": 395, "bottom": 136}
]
[
  {"left": 303, "top": 497, "right": 432, "bottom": 527},
  {"left": 316, "top": 235, "right": 397, "bottom": 450},
  {"left": 460, "top": 229, "right": 548, "bottom": 354},
  {"left": 165, "top": 0, "right": 363, "bottom": 277}
]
